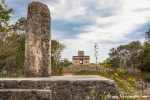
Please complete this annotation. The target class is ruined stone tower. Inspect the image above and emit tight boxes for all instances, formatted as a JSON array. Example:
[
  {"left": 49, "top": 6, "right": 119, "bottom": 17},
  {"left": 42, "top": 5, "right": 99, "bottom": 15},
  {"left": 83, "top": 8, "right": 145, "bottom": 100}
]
[
  {"left": 25, "top": 1, "right": 51, "bottom": 77},
  {"left": 72, "top": 51, "right": 90, "bottom": 65}
]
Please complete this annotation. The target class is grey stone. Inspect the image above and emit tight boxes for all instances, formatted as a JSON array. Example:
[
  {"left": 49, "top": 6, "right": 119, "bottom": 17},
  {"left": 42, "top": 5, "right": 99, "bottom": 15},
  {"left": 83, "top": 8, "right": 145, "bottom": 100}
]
[
  {"left": 0, "top": 75, "right": 118, "bottom": 100},
  {"left": 0, "top": 89, "right": 52, "bottom": 100},
  {"left": 25, "top": 1, "right": 51, "bottom": 77}
]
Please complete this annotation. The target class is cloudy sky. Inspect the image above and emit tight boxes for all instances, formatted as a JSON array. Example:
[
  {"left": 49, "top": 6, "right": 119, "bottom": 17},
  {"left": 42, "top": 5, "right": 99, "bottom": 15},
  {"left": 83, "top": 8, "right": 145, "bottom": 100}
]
[{"left": 4, "top": 0, "right": 150, "bottom": 63}]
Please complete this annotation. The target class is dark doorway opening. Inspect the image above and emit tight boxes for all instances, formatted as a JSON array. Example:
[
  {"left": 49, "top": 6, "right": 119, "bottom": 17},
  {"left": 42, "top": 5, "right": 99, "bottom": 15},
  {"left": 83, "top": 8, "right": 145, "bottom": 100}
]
[{"left": 80, "top": 59, "right": 83, "bottom": 64}]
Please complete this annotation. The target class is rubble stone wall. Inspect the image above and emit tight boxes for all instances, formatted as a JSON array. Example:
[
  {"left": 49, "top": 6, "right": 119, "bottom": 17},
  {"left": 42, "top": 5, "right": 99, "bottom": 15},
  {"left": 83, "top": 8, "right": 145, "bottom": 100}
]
[{"left": 0, "top": 76, "right": 118, "bottom": 100}]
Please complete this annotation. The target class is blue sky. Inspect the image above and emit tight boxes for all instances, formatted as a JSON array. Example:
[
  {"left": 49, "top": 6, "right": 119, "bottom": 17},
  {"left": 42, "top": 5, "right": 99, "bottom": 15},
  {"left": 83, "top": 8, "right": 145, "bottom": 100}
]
[{"left": 4, "top": 0, "right": 150, "bottom": 63}]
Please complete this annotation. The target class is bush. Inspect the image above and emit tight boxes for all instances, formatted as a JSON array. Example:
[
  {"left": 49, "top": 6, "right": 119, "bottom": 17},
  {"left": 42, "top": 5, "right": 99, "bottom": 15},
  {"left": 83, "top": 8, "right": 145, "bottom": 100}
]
[
  {"left": 144, "top": 74, "right": 150, "bottom": 82},
  {"left": 80, "top": 69, "right": 86, "bottom": 73},
  {"left": 59, "top": 68, "right": 63, "bottom": 73},
  {"left": 0, "top": 73, "right": 10, "bottom": 78},
  {"left": 22, "top": 74, "right": 25, "bottom": 77}
]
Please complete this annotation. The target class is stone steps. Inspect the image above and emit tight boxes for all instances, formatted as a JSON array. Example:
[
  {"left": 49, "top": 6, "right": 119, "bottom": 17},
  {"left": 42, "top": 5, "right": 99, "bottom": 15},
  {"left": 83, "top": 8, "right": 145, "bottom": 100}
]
[
  {"left": 0, "top": 89, "right": 52, "bottom": 100},
  {"left": 0, "top": 76, "right": 118, "bottom": 100}
]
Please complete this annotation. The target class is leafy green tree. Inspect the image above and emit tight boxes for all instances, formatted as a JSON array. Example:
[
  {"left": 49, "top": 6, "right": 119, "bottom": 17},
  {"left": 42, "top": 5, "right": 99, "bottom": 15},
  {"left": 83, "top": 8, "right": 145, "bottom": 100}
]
[
  {"left": 51, "top": 40, "right": 60, "bottom": 54},
  {"left": 137, "top": 41, "right": 150, "bottom": 72},
  {"left": 108, "top": 58, "right": 120, "bottom": 70},
  {"left": 108, "top": 47, "right": 121, "bottom": 69},
  {"left": 60, "top": 58, "right": 73, "bottom": 68},
  {"left": 8, "top": 17, "right": 26, "bottom": 75},
  {"left": 116, "top": 45, "right": 130, "bottom": 69},
  {"left": 144, "top": 25, "right": 150, "bottom": 42},
  {"left": 108, "top": 40, "right": 142, "bottom": 71},
  {"left": 137, "top": 25, "right": 150, "bottom": 73},
  {"left": 51, "top": 55, "right": 57, "bottom": 71},
  {"left": 0, "top": 0, "right": 23, "bottom": 74},
  {"left": 14, "top": 34, "right": 25, "bottom": 73},
  {"left": 11, "top": 17, "right": 26, "bottom": 34},
  {"left": 59, "top": 58, "right": 72, "bottom": 73},
  {"left": 136, "top": 25, "right": 150, "bottom": 73},
  {"left": 124, "top": 40, "right": 143, "bottom": 70},
  {"left": 53, "top": 47, "right": 67, "bottom": 72},
  {"left": 51, "top": 40, "right": 67, "bottom": 72},
  {"left": 0, "top": 0, "right": 14, "bottom": 32}
]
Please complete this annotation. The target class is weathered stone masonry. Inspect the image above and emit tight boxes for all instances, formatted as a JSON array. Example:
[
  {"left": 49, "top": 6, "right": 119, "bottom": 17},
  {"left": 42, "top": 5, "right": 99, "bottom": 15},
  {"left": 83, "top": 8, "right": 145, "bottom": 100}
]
[
  {"left": 72, "top": 51, "right": 90, "bottom": 65},
  {"left": 0, "top": 76, "right": 118, "bottom": 100},
  {"left": 25, "top": 1, "right": 51, "bottom": 77}
]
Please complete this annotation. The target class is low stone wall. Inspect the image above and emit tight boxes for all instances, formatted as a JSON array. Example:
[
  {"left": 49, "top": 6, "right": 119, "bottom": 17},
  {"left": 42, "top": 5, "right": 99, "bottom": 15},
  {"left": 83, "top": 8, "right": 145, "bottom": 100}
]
[
  {"left": 63, "top": 65, "right": 114, "bottom": 73},
  {"left": 0, "top": 75, "right": 118, "bottom": 100}
]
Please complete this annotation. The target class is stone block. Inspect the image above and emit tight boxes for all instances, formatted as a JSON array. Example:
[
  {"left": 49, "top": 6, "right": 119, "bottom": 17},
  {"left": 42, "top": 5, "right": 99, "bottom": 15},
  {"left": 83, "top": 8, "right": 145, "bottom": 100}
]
[
  {"left": 0, "top": 75, "right": 118, "bottom": 100},
  {"left": 25, "top": 1, "right": 51, "bottom": 77},
  {"left": 0, "top": 89, "right": 52, "bottom": 100}
]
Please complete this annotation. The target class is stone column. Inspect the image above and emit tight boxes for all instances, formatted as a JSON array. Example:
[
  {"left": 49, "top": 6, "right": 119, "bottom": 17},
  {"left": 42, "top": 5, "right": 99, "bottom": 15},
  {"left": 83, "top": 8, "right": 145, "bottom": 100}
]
[{"left": 25, "top": 1, "right": 51, "bottom": 77}]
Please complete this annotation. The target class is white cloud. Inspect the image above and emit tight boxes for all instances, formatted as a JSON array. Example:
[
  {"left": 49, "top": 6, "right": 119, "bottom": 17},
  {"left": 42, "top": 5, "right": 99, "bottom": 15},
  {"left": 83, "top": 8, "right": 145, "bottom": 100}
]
[
  {"left": 50, "top": 0, "right": 150, "bottom": 63},
  {"left": 7, "top": 0, "right": 150, "bottom": 63}
]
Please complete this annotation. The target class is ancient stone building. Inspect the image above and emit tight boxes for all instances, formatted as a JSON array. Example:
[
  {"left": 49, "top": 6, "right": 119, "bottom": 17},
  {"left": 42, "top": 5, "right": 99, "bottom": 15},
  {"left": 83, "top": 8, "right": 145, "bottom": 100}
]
[
  {"left": 25, "top": 1, "right": 51, "bottom": 77},
  {"left": 72, "top": 51, "right": 90, "bottom": 65}
]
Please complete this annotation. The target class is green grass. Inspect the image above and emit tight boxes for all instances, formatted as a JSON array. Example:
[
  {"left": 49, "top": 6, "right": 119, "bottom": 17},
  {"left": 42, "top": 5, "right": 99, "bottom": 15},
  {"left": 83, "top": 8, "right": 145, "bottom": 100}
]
[{"left": 51, "top": 72, "right": 63, "bottom": 76}]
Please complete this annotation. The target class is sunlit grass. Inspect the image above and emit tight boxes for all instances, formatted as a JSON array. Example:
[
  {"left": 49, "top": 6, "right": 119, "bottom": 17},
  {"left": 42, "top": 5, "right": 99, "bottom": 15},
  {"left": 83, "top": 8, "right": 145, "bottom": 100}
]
[{"left": 51, "top": 72, "right": 63, "bottom": 76}]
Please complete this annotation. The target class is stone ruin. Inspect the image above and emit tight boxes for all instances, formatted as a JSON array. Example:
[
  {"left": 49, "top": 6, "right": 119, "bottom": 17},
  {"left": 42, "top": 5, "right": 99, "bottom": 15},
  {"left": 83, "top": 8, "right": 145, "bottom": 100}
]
[
  {"left": 25, "top": 1, "right": 51, "bottom": 77},
  {"left": 72, "top": 51, "right": 90, "bottom": 65},
  {"left": 0, "top": 1, "right": 119, "bottom": 100}
]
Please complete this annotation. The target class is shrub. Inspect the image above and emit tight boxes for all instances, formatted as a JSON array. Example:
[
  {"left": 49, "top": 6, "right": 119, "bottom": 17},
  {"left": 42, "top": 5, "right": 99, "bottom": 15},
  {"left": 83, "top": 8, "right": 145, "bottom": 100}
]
[
  {"left": 144, "top": 74, "right": 150, "bottom": 82},
  {"left": 80, "top": 69, "right": 86, "bottom": 73},
  {"left": 101, "top": 71, "right": 108, "bottom": 78},
  {"left": 117, "top": 68, "right": 127, "bottom": 74},
  {"left": 22, "top": 74, "right": 25, "bottom": 77},
  {"left": 59, "top": 68, "right": 63, "bottom": 73},
  {"left": 126, "top": 77, "right": 136, "bottom": 84},
  {"left": 0, "top": 73, "right": 11, "bottom": 78}
]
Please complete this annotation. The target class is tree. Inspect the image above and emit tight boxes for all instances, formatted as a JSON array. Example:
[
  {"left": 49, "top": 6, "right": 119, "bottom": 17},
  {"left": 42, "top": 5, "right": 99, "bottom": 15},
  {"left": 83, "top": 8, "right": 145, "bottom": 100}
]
[
  {"left": 93, "top": 43, "right": 99, "bottom": 72},
  {"left": 0, "top": 0, "right": 14, "bottom": 32},
  {"left": 13, "top": 34, "right": 25, "bottom": 73},
  {"left": 137, "top": 41, "right": 150, "bottom": 72},
  {"left": 51, "top": 55, "right": 56, "bottom": 71},
  {"left": 136, "top": 25, "right": 150, "bottom": 73},
  {"left": 124, "top": 40, "right": 143, "bottom": 70},
  {"left": 51, "top": 40, "right": 67, "bottom": 72},
  {"left": 116, "top": 45, "right": 130, "bottom": 69},
  {"left": 11, "top": 17, "right": 26, "bottom": 35},
  {"left": 0, "top": 0, "right": 23, "bottom": 74},
  {"left": 59, "top": 58, "right": 73, "bottom": 73},
  {"left": 108, "top": 47, "right": 121, "bottom": 69},
  {"left": 6, "top": 17, "right": 26, "bottom": 75},
  {"left": 51, "top": 39, "right": 61, "bottom": 54},
  {"left": 60, "top": 58, "right": 73, "bottom": 68},
  {"left": 108, "top": 40, "right": 143, "bottom": 71},
  {"left": 144, "top": 25, "right": 150, "bottom": 42}
]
